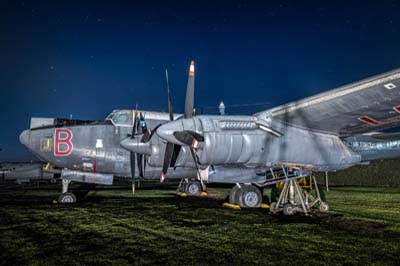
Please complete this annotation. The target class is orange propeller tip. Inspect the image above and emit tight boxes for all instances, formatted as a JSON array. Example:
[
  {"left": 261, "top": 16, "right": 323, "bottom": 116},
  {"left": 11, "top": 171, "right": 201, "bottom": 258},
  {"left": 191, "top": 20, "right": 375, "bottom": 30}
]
[{"left": 189, "top": 60, "right": 195, "bottom": 76}]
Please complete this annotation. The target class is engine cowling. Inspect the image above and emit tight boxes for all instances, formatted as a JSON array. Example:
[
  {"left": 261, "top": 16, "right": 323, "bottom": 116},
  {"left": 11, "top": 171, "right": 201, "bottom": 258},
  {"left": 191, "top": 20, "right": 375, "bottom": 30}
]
[
  {"left": 198, "top": 131, "right": 267, "bottom": 165},
  {"left": 194, "top": 117, "right": 269, "bottom": 165}
]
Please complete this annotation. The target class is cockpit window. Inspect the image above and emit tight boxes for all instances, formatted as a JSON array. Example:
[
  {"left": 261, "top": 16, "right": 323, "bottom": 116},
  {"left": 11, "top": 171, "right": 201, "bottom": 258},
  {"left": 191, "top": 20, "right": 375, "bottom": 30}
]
[
  {"left": 114, "top": 114, "right": 129, "bottom": 124},
  {"left": 106, "top": 110, "right": 133, "bottom": 126}
]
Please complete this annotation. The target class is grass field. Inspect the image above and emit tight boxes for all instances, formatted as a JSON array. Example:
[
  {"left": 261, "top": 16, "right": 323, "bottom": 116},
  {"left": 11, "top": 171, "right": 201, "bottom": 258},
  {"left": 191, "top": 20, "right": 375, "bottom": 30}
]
[{"left": 0, "top": 183, "right": 399, "bottom": 266}]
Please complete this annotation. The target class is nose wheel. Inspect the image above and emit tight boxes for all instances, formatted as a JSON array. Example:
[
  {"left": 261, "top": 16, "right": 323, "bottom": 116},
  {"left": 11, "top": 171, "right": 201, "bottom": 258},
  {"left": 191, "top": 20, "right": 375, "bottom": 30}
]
[
  {"left": 58, "top": 192, "right": 77, "bottom": 203},
  {"left": 57, "top": 179, "right": 77, "bottom": 204}
]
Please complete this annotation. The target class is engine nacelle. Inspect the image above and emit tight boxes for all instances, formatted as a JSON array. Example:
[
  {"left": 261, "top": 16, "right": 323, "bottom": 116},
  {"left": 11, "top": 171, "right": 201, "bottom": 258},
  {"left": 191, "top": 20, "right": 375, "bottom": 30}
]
[
  {"left": 198, "top": 132, "right": 267, "bottom": 165},
  {"left": 195, "top": 117, "right": 269, "bottom": 165}
]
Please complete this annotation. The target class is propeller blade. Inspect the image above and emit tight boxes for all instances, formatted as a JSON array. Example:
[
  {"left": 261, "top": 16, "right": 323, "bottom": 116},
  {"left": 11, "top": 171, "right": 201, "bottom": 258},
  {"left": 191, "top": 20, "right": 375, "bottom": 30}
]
[
  {"left": 139, "top": 112, "right": 147, "bottom": 133},
  {"left": 130, "top": 111, "right": 138, "bottom": 194},
  {"left": 173, "top": 130, "right": 204, "bottom": 147},
  {"left": 161, "top": 142, "right": 174, "bottom": 182},
  {"left": 170, "top": 144, "right": 182, "bottom": 167},
  {"left": 142, "top": 155, "right": 147, "bottom": 179},
  {"left": 140, "top": 129, "right": 152, "bottom": 143},
  {"left": 137, "top": 154, "right": 144, "bottom": 178},
  {"left": 130, "top": 151, "right": 136, "bottom": 194},
  {"left": 166, "top": 69, "right": 174, "bottom": 121},
  {"left": 184, "top": 60, "right": 195, "bottom": 118},
  {"left": 141, "top": 124, "right": 161, "bottom": 143},
  {"left": 131, "top": 111, "right": 138, "bottom": 139}
]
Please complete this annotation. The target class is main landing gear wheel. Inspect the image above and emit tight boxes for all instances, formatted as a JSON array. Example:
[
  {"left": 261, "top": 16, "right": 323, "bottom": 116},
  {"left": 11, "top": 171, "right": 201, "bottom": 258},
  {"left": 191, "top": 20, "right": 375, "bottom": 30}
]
[
  {"left": 229, "top": 184, "right": 263, "bottom": 208},
  {"left": 184, "top": 181, "right": 202, "bottom": 196},
  {"left": 58, "top": 192, "right": 77, "bottom": 203},
  {"left": 319, "top": 202, "right": 329, "bottom": 213},
  {"left": 229, "top": 185, "right": 241, "bottom": 205},
  {"left": 283, "top": 203, "right": 295, "bottom": 216},
  {"left": 238, "top": 185, "right": 262, "bottom": 208}
]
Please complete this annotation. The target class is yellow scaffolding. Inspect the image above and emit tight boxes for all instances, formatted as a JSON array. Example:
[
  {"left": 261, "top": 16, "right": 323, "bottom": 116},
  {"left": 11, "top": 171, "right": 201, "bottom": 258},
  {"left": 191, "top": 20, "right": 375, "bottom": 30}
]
[{"left": 275, "top": 174, "right": 314, "bottom": 190}]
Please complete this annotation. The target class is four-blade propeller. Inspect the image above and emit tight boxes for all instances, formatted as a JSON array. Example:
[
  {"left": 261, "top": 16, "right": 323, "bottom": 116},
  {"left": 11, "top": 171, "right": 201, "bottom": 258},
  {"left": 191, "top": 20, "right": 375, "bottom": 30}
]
[
  {"left": 122, "top": 60, "right": 206, "bottom": 193},
  {"left": 160, "top": 61, "right": 196, "bottom": 182}
]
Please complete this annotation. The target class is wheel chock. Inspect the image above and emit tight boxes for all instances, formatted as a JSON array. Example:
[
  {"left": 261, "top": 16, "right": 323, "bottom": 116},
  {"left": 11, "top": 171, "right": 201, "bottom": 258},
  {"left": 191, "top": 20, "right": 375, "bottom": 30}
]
[
  {"left": 200, "top": 191, "right": 208, "bottom": 197},
  {"left": 178, "top": 192, "right": 188, "bottom": 197},
  {"left": 261, "top": 203, "right": 270, "bottom": 209},
  {"left": 222, "top": 202, "right": 270, "bottom": 210},
  {"left": 222, "top": 202, "right": 241, "bottom": 210}
]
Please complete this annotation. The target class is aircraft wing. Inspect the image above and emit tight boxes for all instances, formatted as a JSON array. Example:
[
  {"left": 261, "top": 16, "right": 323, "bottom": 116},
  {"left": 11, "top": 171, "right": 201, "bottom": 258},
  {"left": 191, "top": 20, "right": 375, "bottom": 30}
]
[{"left": 257, "top": 68, "right": 400, "bottom": 137}]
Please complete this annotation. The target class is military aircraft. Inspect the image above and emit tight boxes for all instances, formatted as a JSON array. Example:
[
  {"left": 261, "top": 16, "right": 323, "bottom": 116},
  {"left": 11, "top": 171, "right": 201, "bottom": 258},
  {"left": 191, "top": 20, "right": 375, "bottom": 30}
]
[
  {"left": 20, "top": 61, "right": 400, "bottom": 214},
  {"left": 154, "top": 67, "right": 400, "bottom": 213}
]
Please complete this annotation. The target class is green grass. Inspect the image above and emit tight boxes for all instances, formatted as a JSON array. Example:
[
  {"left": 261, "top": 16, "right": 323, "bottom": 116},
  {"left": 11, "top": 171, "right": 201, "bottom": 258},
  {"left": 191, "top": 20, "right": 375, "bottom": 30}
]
[{"left": 0, "top": 184, "right": 399, "bottom": 266}]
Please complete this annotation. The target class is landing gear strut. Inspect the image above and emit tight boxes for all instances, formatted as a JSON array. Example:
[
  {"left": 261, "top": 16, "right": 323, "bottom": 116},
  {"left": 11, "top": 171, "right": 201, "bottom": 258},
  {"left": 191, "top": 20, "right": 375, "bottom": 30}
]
[
  {"left": 57, "top": 179, "right": 77, "bottom": 203},
  {"left": 229, "top": 184, "right": 263, "bottom": 208},
  {"left": 269, "top": 176, "right": 328, "bottom": 215}
]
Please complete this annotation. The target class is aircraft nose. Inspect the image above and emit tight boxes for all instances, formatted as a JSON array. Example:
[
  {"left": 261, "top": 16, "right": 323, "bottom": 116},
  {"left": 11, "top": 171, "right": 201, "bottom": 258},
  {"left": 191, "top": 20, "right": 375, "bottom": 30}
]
[
  {"left": 156, "top": 120, "right": 184, "bottom": 145},
  {"left": 19, "top": 130, "right": 30, "bottom": 147}
]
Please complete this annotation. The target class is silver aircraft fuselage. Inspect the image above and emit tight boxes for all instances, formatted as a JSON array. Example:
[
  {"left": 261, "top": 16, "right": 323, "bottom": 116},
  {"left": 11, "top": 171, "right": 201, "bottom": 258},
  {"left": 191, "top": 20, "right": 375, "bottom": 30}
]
[{"left": 19, "top": 110, "right": 198, "bottom": 184}]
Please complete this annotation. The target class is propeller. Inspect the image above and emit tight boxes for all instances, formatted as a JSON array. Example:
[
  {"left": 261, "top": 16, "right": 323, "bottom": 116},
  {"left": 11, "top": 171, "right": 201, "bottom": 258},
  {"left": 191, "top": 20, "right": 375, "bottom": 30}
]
[
  {"left": 130, "top": 110, "right": 158, "bottom": 192},
  {"left": 159, "top": 61, "right": 205, "bottom": 191},
  {"left": 136, "top": 112, "right": 162, "bottom": 179},
  {"left": 130, "top": 111, "right": 139, "bottom": 194}
]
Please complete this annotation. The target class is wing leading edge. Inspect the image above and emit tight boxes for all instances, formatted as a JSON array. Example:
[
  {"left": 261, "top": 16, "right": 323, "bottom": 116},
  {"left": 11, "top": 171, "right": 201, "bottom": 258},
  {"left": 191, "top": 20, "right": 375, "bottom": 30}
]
[{"left": 257, "top": 68, "right": 400, "bottom": 136}]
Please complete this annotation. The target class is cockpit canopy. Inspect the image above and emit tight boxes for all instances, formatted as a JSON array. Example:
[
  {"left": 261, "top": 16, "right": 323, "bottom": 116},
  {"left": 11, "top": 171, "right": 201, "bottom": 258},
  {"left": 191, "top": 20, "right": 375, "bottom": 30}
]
[
  {"left": 105, "top": 110, "right": 133, "bottom": 126},
  {"left": 105, "top": 109, "right": 183, "bottom": 127}
]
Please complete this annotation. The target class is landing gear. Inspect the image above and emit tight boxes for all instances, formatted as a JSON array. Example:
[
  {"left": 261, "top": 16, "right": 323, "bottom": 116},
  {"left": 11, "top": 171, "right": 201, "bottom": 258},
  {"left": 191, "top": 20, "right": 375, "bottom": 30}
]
[
  {"left": 184, "top": 181, "right": 202, "bottom": 196},
  {"left": 58, "top": 192, "right": 77, "bottom": 203},
  {"left": 229, "top": 184, "right": 263, "bottom": 208},
  {"left": 229, "top": 185, "right": 240, "bottom": 205},
  {"left": 269, "top": 176, "right": 329, "bottom": 215},
  {"left": 177, "top": 179, "right": 206, "bottom": 196},
  {"left": 57, "top": 179, "right": 76, "bottom": 204}
]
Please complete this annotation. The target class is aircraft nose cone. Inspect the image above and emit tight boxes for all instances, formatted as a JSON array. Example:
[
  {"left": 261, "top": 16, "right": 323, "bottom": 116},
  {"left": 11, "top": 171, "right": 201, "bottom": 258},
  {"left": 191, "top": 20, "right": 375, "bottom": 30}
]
[
  {"left": 157, "top": 120, "right": 184, "bottom": 144},
  {"left": 19, "top": 130, "right": 30, "bottom": 147}
]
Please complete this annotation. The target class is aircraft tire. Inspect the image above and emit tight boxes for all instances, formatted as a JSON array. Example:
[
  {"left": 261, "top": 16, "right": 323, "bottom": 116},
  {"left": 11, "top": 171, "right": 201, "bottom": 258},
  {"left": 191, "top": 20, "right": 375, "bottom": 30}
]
[
  {"left": 283, "top": 203, "right": 295, "bottom": 215},
  {"left": 319, "top": 202, "right": 329, "bottom": 213},
  {"left": 184, "top": 181, "right": 202, "bottom": 196},
  {"left": 238, "top": 185, "right": 262, "bottom": 208},
  {"left": 229, "top": 185, "right": 241, "bottom": 204},
  {"left": 58, "top": 192, "right": 77, "bottom": 204}
]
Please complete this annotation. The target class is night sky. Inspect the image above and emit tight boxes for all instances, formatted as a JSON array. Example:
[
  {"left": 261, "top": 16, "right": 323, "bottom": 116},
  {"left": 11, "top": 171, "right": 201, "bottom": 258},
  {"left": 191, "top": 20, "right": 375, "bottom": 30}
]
[{"left": 1, "top": 0, "right": 400, "bottom": 161}]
